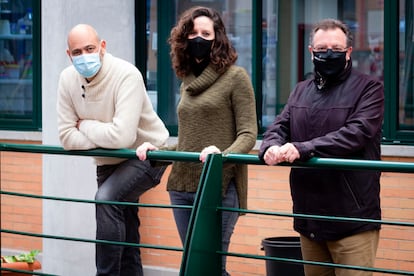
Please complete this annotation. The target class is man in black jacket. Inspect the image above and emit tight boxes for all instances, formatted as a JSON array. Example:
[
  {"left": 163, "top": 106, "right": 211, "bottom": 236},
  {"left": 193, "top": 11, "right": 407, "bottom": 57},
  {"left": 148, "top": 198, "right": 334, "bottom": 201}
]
[{"left": 259, "top": 18, "right": 384, "bottom": 276}]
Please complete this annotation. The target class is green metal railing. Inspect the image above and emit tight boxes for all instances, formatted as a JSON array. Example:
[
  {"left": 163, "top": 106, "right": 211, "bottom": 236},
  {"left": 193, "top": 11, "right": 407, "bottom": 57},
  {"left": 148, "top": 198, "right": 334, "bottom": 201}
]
[{"left": 1, "top": 143, "right": 414, "bottom": 275}]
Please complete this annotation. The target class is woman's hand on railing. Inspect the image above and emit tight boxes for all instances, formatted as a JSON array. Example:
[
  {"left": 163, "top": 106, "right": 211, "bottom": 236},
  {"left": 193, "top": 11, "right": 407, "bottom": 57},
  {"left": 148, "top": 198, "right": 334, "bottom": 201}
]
[
  {"left": 136, "top": 142, "right": 158, "bottom": 160},
  {"left": 199, "top": 145, "right": 221, "bottom": 163}
]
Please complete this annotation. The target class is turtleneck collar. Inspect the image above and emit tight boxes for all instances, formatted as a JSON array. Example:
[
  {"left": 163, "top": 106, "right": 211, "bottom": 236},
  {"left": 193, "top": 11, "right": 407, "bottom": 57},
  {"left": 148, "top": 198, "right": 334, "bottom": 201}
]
[{"left": 183, "top": 64, "right": 222, "bottom": 96}]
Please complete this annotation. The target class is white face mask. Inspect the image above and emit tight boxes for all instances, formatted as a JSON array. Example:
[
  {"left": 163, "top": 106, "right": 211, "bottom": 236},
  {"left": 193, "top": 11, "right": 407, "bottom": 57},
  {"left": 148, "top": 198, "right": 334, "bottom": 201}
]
[{"left": 72, "top": 50, "right": 102, "bottom": 78}]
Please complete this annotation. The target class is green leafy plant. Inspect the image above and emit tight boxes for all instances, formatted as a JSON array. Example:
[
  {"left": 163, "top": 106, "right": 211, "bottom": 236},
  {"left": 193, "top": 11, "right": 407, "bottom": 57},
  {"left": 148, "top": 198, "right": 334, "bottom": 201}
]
[{"left": 1, "top": 250, "right": 40, "bottom": 264}]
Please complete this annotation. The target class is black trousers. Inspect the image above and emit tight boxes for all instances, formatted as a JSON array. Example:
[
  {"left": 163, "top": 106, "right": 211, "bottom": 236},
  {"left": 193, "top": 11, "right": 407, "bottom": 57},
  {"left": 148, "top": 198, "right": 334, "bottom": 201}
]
[{"left": 95, "top": 159, "right": 166, "bottom": 276}]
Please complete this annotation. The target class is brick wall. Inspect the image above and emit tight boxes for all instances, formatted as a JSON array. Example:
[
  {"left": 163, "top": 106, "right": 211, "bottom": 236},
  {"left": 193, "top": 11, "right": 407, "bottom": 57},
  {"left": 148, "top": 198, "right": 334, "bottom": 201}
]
[
  {"left": 1, "top": 144, "right": 414, "bottom": 275},
  {"left": 1, "top": 140, "right": 42, "bottom": 252},
  {"left": 140, "top": 156, "right": 414, "bottom": 275}
]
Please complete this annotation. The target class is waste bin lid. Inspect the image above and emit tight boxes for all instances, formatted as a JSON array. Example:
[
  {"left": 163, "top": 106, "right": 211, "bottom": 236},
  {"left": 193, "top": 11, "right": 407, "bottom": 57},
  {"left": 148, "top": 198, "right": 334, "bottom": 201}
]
[{"left": 262, "top": 236, "right": 301, "bottom": 248}]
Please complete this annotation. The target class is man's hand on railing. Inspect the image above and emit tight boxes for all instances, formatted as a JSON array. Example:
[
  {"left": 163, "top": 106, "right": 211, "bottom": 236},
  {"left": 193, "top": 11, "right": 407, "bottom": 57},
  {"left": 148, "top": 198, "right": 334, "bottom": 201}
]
[
  {"left": 136, "top": 142, "right": 159, "bottom": 160},
  {"left": 263, "top": 143, "right": 300, "bottom": 165}
]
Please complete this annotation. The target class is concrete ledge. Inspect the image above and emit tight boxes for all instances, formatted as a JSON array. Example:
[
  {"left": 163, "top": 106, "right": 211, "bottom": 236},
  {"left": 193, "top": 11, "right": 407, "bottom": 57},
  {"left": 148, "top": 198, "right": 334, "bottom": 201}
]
[
  {"left": 0, "top": 130, "right": 42, "bottom": 141},
  {"left": 144, "top": 265, "right": 179, "bottom": 276},
  {"left": 381, "top": 144, "right": 414, "bottom": 157}
]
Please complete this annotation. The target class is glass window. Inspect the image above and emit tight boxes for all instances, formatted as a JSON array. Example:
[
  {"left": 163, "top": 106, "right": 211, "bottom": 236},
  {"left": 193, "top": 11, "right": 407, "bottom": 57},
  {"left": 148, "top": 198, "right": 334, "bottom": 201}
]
[
  {"left": 147, "top": 1, "right": 413, "bottom": 142},
  {"left": 263, "top": 0, "right": 386, "bottom": 128},
  {"left": 148, "top": 0, "right": 253, "bottom": 132},
  {"left": 262, "top": 0, "right": 278, "bottom": 127},
  {"left": 296, "top": 0, "right": 384, "bottom": 82},
  {"left": 146, "top": 0, "right": 158, "bottom": 112},
  {"left": 0, "top": 0, "right": 40, "bottom": 130},
  {"left": 262, "top": 0, "right": 385, "bottom": 130},
  {"left": 399, "top": 0, "right": 414, "bottom": 130}
]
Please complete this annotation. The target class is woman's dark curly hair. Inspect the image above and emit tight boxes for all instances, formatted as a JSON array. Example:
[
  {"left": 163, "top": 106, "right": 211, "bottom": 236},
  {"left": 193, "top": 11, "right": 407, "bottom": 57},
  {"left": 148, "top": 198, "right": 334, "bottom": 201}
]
[{"left": 168, "top": 6, "right": 238, "bottom": 78}]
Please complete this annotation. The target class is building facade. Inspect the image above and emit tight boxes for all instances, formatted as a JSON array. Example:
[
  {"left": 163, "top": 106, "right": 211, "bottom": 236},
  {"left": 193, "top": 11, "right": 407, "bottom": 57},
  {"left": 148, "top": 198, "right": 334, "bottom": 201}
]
[{"left": 1, "top": 0, "right": 413, "bottom": 275}]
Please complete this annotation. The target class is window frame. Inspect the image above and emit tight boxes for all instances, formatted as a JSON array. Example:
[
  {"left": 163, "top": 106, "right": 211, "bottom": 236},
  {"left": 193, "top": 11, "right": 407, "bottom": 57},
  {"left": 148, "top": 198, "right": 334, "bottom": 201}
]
[
  {"left": 0, "top": 0, "right": 42, "bottom": 131},
  {"left": 382, "top": 0, "right": 414, "bottom": 145},
  {"left": 136, "top": 0, "right": 414, "bottom": 144}
]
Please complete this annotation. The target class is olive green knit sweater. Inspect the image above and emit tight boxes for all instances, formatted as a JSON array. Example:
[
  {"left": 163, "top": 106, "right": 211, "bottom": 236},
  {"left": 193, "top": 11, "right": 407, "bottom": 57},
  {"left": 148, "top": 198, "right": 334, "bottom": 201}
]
[{"left": 166, "top": 64, "right": 257, "bottom": 210}]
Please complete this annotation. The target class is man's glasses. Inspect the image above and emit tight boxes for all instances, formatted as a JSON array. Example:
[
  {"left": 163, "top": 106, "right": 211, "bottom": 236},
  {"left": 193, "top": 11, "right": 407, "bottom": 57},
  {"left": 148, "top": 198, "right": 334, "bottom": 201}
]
[{"left": 312, "top": 46, "right": 348, "bottom": 52}]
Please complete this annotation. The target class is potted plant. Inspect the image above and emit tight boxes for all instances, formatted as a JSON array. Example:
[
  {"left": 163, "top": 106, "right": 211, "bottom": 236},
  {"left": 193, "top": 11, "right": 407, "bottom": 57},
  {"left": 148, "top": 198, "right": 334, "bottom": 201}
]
[{"left": 1, "top": 250, "right": 41, "bottom": 276}]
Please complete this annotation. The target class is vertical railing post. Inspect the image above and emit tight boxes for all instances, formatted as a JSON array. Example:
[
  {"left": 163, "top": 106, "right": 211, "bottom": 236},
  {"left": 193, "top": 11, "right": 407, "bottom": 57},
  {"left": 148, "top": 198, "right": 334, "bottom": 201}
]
[{"left": 180, "top": 154, "right": 223, "bottom": 276}]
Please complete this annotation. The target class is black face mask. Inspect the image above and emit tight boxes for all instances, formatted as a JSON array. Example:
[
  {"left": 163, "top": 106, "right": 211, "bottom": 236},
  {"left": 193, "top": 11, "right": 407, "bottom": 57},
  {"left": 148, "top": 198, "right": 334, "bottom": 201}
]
[
  {"left": 187, "top": 36, "right": 213, "bottom": 60},
  {"left": 313, "top": 49, "right": 347, "bottom": 78}
]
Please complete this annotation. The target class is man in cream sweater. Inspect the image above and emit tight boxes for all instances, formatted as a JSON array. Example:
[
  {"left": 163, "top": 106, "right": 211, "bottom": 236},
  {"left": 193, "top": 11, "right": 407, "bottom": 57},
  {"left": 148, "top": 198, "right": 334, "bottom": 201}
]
[{"left": 57, "top": 24, "right": 169, "bottom": 276}]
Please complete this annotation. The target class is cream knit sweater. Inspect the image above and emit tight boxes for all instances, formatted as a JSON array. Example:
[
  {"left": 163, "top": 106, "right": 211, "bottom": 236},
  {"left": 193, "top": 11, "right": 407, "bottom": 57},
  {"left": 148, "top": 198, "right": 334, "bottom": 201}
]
[{"left": 57, "top": 53, "right": 169, "bottom": 165}]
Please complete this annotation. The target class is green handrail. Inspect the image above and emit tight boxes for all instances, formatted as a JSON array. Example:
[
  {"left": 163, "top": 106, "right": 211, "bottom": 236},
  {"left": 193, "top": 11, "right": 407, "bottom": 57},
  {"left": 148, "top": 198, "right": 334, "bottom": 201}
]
[
  {"left": 0, "top": 143, "right": 200, "bottom": 161},
  {"left": 2, "top": 142, "right": 414, "bottom": 172},
  {"left": 224, "top": 153, "right": 414, "bottom": 172},
  {"left": 2, "top": 142, "right": 414, "bottom": 275}
]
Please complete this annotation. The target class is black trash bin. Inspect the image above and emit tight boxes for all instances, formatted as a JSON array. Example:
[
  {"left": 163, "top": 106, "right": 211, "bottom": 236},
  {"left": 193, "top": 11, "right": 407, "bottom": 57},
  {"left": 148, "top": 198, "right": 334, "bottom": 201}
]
[{"left": 261, "top": 236, "right": 305, "bottom": 276}]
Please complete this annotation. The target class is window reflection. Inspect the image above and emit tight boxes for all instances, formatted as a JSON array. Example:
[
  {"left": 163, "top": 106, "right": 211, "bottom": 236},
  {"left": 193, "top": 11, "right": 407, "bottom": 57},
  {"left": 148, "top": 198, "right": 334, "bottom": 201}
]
[
  {"left": 399, "top": 0, "right": 414, "bottom": 129},
  {"left": 146, "top": 0, "right": 158, "bottom": 113},
  {"left": 148, "top": 1, "right": 413, "bottom": 134},
  {"left": 147, "top": 0, "right": 253, "bottom": 126},
  {"left": 299, "top": 0, "right": 384, "bottom": 81},
  {"left": 262, "top": 0, "right": 278, "bottom": 127},
  {"left": 0, "top": 0, "right": 33, "bottom": 116}
]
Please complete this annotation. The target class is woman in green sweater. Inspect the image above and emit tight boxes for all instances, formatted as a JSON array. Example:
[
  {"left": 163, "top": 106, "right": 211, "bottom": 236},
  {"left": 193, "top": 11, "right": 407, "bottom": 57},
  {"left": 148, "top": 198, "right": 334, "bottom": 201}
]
[{"left": 137, "top": 6, "right": 257, "bottom": 275}]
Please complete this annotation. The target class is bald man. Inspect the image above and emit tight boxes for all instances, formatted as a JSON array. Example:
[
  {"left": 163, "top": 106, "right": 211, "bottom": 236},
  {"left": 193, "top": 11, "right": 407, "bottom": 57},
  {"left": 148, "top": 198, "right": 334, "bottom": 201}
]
[{"left": 57, "top": 24, "right": 169, "bottom": 276}]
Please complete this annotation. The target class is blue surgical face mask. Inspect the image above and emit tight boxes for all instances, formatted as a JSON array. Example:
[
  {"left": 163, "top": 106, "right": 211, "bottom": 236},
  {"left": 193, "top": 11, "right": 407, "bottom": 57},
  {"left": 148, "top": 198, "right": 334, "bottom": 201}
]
[{"left": 72, "top": 49, "right": 102, "bottom": 78}]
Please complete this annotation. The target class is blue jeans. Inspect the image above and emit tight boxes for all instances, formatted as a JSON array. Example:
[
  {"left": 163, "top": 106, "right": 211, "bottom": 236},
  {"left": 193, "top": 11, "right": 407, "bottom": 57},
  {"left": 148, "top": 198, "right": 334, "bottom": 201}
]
[
  {"left": 169, "top": 180, "right": 239, "bottom": 276},
  {"left": 95, "top": 159, "right": 166, "bottom": 276}
]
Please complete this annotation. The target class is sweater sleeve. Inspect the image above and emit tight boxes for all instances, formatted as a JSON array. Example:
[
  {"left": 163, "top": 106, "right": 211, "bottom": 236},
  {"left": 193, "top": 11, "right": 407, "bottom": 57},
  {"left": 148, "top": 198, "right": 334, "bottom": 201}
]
[
  {"left": 222, "top": 67, "right": 258, "bottom": 155},
  {"left": 78, "top": 73, "right": 144, "bottom": 149},
  {"left": 57, "top": 71, "right": 97, "bottom": 150}
]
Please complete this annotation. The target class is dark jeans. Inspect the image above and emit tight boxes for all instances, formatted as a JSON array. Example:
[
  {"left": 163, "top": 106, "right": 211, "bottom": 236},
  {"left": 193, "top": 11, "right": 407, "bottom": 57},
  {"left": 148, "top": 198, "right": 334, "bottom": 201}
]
[
  {"left": 169, "top": 180, "right": 239, "bottom": 276},
  {"left": 95, "top": 159, "right": 166, "bottom": 276}
]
